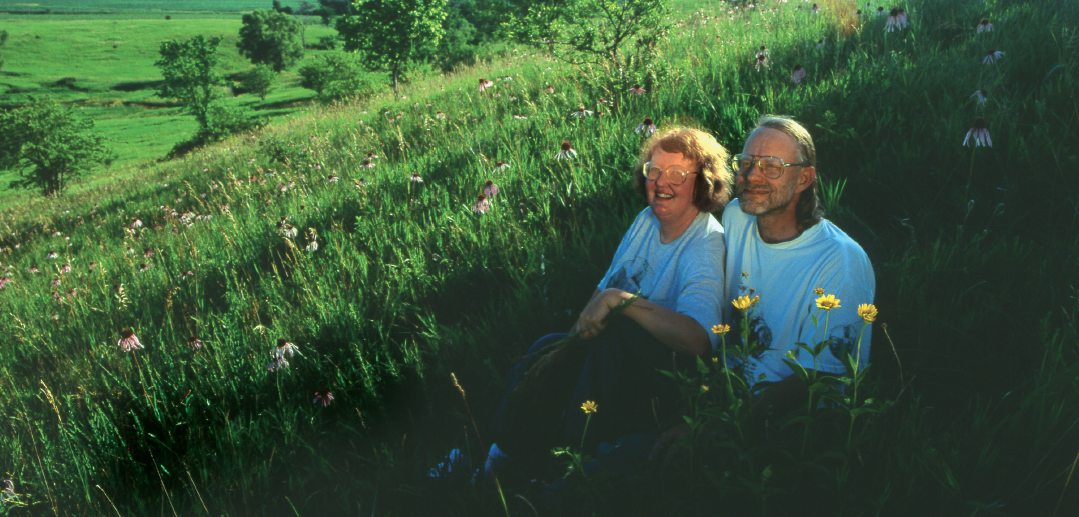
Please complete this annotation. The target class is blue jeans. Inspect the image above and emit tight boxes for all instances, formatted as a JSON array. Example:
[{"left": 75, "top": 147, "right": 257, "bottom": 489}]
[{"left": 491, "top": 316, "right": 696, "bottom": 466}]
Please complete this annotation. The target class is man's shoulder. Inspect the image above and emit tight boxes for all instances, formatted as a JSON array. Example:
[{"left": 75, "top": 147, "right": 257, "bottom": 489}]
[{"left": 811, "top": 219, "right": 871, "bottom": 264}]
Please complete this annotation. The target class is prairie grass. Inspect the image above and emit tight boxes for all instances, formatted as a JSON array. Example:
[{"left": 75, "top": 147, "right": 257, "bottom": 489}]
[{"left": 0, "top": 0, "right": 1078, "bottom": 514}]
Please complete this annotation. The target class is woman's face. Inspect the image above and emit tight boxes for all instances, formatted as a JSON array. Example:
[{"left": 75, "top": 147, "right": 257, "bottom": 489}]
[{"left": 646, "top": 148, "right": 699, "bottom": 224}]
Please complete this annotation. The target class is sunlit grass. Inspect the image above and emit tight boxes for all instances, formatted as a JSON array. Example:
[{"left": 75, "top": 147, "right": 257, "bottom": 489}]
[{"left": 0, "top": 0, "right": 1078, "bottom": 514}]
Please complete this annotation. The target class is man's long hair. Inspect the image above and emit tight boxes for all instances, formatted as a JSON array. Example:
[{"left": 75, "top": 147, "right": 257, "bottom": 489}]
[{"left": 753, "top": 116, "right": 823, "bottom": 229}]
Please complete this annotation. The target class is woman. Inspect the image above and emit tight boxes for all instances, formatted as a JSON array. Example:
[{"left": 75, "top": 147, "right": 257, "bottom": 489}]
[{"left": 490, "top": 126, "right": 734, "bottom": 476}]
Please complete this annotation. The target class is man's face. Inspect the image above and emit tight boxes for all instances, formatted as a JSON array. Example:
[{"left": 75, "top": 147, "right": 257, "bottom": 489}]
[{"left": 735, "top": 128, "right": 807, "bottom": 218}]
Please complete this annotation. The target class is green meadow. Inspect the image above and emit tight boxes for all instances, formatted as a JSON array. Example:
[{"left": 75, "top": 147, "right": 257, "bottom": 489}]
[
  {"left": 0, "top": 12, "right": 339, "bottom": 206},
  {"left": 1, "top": 0, "right": 1078, "bottom": 515}
]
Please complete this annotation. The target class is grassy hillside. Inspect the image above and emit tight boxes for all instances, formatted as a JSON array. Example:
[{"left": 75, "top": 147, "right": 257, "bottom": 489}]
[
  {"left": 0, "top": 13, "right": 340, "bottom": 205},
  {"left": 1, "top": 0, "right": 1078, "bottom": 515}
]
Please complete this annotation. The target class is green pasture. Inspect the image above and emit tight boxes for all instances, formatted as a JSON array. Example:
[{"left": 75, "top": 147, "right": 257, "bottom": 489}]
[
  {"left": 0, "top": 0, "right": 1078, "bottom": 515},
  {"left": 0, "top": 14, "right": 338, "bottom": 201},
  {"left": 0, "top": 0, "right": 270, "bottom": 14}
]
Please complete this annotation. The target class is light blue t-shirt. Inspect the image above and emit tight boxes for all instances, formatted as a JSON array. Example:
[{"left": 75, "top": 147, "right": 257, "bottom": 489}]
[
  {"left": 721, "top": 199, "right": 876, "bottom": 384},
  {"left": 598, "top": 208, "right": 727, "bottom": 350}
]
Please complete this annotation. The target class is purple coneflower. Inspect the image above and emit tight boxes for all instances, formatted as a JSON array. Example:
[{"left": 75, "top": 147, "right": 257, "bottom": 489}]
[
  {"left": 306, "top": 238, "right": 318, "bottom": 252},
  {"left": 132, "top": 218, "right": 142, "bottom": 229},
  {"left": 144, "top": 249, "right": 154, "bottom": 258},
  {"left": 360, "top": 159, "right": 375, "bottom": 169},
  {"left": 792, "top": 64, "right": 807, "bottom": 84},
  {"left": 366, "top": 152, "right": 379, "bottom": 160},
  {"left": 970, "top": 89, "right": 988, "bottom": 105},
  {"left": 755, "top": 45, "right": 768, "bottom": 58},
  {"left": 635, "top": 116, "right": 657, "bottom": 136},
  {"left": 436, "top": 111, "right": 446, "bottom": 120},
  {"left": 811, "top": 3, "right": 820, "bottom": 13},
  {"left": 187, "top": 336, "right": 203, "bottom": 351},
  {"left": 570, "top": 106, "right": 593, "bottom": 118},
  {"left": 138, "top": 263, "right": 152, "bottom": 273},
  {"left": 897, "top": 8, "right": 908, "bottom": 24},
  {"left": 313, "top": 386, "right": 334, "bottom": 407},
  {"left": 628, "top": 84, "right": 647, "bottom": 95},
  {"left": 755, "top": 55, "right": 770, "bottom": 71},
  {"left": 60, "top": 264, "right": 72, "bottom": 274},
  {"left": 29, "top": 265, "right": 39, "bottom": 274},
  {"left": 977, "top": 18, "right": 993, "bottom": 33},
  {"left": 180, "top": 270, "right": 195, "bottom": 280},
  {"left": 52, "top": 277, "right": 61, "bottom": 287},
  {"left": 1, "top": 479, "right": 16, "bottom": 502},
  {"left": 597, "top": 98, "right": 608, "bottom": 105},
  {"left": 545, "top": 85, "right": 555, "bottom": 94},
  {"left": 493, "top": 161, "right": 511, "bottom": 172},
  {"left": 47, "top": 251, "right": 57, "bottom": 259},
  {"left": 267, "top": 357, "right": 289, "bottom": 372},
  {"left": 118, "top": 329, "right": 143, "bottom": 352},
  {"left": 513, "top": 114, "right": 528, "bottom": 120},
  {"left": 876, "top": 6, "right": 885, "bottom": 16},
  {"left": 816, "top": 38, "right": 827, "bottom": 49},
  {"left": 409, "top": 172, "right": 424, "bottom": 183},
  {"left": 472, "top": 194, "right": 490, "bottom": 214},
  {"left": 484, "top": 180, "right": 500, "bottom": 198},
  {"left": 0, "top": 277, "right": 11, "bottom": 290},
  {"left": 963, "top": 117, "right": 992, "bottom": 147},
  {"left": 554, "top": 141, "right": 578, "bottom": 161},
  {"left": 477, "top": 78, "right": 494, "bottom": 91},
  {"left": 983, "top": 49, "right": 1005, "bottom": 64},
  {"left": 275, "top": 338, "right": 299, "bottom": 359},
  {"left": 326, "top": 175, "right": 339, "bottom": 183}
]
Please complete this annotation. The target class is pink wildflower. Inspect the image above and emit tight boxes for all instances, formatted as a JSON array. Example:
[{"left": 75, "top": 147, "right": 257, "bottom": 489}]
[
  {"left": 313, "top": 386, "right": 334, "bottom": 407},
  {"left": 477, "top": 78, "right": 494, "bottom": 91},
  {"left": 792, "top": 64, "right": 807, "bottom": 84},
  {"left": 118, "top": 329, "right": 144, "bottom": 352},
  {"left": 628, "top": 84, "right": 647, "bottom": 95},
  {"left": 983, "top": 49, "right": 1005, "bottom": 64},
  {"left": 963, "top": 117, "right": 992, "bottom": 147},
  {"left": 635, "top": 116, "right": 657, "bottom": 136},
  {"left": 472, "top": 194, "right": 490, "bottom": 214},
  {"left": 554, "top": 141, "right": 577, "bottom": 161},
  {"left": 484, "top": 180, "right": 500, "bottom": 198},
  {"left": 410, "top": 172, "right": 424, "bottom": 183},
  {"left": 976, "top": 18, "right": 993, "bottom": 33},
  {"left": 493, "top": 161, "right": 510, "bottom": 172},
  {"left": 187, "top": 335, "right": 203, "bottom": 351}
]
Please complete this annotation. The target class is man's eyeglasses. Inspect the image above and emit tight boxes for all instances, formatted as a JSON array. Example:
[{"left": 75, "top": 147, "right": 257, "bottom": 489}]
[
  {"left": 732, "top": 154, "right": 809, "bottom": 179},
  {"left": 643, "top": 162, "right": 698, "bottom": 185}
]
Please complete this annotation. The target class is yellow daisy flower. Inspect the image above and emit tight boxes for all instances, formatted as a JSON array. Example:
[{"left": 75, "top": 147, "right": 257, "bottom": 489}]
[
  {"left": 857, "top": 304, "right": 878, "bottom": 323},
  {"left": 700, "top": 385, "right": 710, "bottom": 393},
  {"left": 581, "top": 400, "right": 598, "bottom": 414},
  {"left": 711, "top": 324, "right": 731, "bottom": 335},
  {"left": 732, "top": 295, "right": 753, "bottom": 311},
  {"left": 815, "top": 294, "right": 841, "bottom": 310},
  {"left": 813, "top": 287, "right": 826, "bottom": 295}
]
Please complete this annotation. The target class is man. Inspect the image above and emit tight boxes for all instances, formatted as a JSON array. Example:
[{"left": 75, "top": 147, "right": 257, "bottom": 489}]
[{"left": 721, "top": 115, "right": 875, "bottom": 411}]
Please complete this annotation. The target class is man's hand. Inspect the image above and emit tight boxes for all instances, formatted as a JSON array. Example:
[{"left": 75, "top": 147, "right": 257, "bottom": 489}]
[
  {"left": 569, "top": 288, "right": 628, "bottom": 339},
  {"left": 649, "top": 422, "right": 692, "bottom": 466}
]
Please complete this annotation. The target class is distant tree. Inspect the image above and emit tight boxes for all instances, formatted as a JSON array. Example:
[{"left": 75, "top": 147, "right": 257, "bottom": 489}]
[
  {"left": 0, "top": 98, "right": 114, "bottom": 197},
  {"left": 297, "top": 52, "right": 377, "bottom": 101},
  {"left": 0, "top": 29, "right": 8, "bottom": 70},
  {"left": 272, "top": 0, "right": 294, "bottom": 14},
  {"left": 237, "top": 9, "right": 304, "bottom": 72},
  {"left": 155, "top": 35, "right": 223, "bottom": 130},
  {"left": 242, "top": 64, "right": 277, "bottom": 100},
  {"left": 507, "top": 0, "right": 672, "bottom": 74},
  {"left": 335, "top": 0, "right": 448, "bottom": 94}
]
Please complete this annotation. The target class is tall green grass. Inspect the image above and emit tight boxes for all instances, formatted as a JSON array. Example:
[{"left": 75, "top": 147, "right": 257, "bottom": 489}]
[{"left": 0, "top": 0, "right": 1077, "bottom": 514}]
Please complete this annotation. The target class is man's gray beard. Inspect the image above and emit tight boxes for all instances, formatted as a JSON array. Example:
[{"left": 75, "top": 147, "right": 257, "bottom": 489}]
[{"left": 737, "top": 179, "right": 798, "bottom": 216}]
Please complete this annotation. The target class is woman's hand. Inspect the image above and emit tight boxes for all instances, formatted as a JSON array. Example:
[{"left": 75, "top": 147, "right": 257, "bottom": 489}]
[{"left": 570, "top": 289, "right": 628, "bottom": 339}]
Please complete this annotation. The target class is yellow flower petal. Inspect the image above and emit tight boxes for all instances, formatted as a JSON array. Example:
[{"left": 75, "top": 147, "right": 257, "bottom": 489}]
[
  {"left": 711, "top": 324, "right": 731, "bottom": 335},
  {"left": 581, "top": 400, "right": 598, "bottom": 414},
  {"left": 857, "top": 303, "right": 878, "bottom": 323},
  {"left": 732, "top": 295, "right": 753, "bottom": 311},
  {"left": 815, "top": 294, "right": 841, "bottom": 310},
  {"left": 813, "top": 287, "right": 825, "bottom": 295}
]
